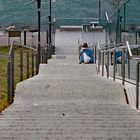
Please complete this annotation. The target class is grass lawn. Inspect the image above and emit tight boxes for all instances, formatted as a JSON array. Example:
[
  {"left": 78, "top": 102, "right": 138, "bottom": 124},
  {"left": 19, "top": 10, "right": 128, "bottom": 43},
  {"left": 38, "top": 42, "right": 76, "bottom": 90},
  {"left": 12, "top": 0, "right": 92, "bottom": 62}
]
[{"left": 0, "top": 46, "right": 37, "bottom": 112}]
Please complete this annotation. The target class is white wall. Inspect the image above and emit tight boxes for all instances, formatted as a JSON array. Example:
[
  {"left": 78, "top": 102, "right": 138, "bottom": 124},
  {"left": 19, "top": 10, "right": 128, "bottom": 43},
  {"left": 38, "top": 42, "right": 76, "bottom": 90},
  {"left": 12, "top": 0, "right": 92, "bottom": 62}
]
[{"left": 55, "top": 29, "right": 105, "bottom": 47}]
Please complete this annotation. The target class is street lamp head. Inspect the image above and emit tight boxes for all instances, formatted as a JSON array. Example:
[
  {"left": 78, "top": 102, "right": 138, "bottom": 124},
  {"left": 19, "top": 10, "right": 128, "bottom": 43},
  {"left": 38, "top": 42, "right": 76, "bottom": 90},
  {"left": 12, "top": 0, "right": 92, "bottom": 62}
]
[
  {"left": 36, "top": 0, "right": 41, "bottom": 8},
  {"left": 90, "top": 21, "right": 99, "bottom": 29}
]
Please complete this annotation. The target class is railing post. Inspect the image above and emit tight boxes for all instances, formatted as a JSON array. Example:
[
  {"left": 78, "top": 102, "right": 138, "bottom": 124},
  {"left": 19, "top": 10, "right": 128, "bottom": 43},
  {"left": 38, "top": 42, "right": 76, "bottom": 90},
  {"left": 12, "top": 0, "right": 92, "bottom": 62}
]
[
  {"left": 41, "top": 49, "right": 44, "bottom": 63},
  {"left": 27, "top": 50, "right": 29, "bottom": 78},
  {"left": 36, "top": 50, "right": 39, "bottom": 74},
  {"left": 113, "top": 49, "right": 116, "bottom": 81},
  {"left": 24, "top": 29, "right": 26, "bottom": 46},
  {"left": 46, "top": 50, "right": 48, "bottom": 63},
  {"left": 20, "top": 47, "right": 23, "bottom": 81},
  {"left": 94, "top": 45, "right": 97, "bottom": 64},
  {"left": 102, "top": 50, "right": 104, "bottom": 76},
  {"left": 127, "top": 50, "right": 130, "bottom": 79},
  {"left": 46, "top": 30, "right": 49, "bottom": 44},
  {"left": 98, "top": 50, "right": 101, "bottom": 73},
  {"left": 32, "top": 51, "right": 34, "bottom": 77},
  {"left": 136, "top": 61, "right": 140, "bottom": 110},
  {"left": 47, "top": 46, "right": 52, "bottom": 59},
  {"left": 7, "top": 62, "right": 11, "bottom": 103},
  {"left": 11, "top": 47, "right": 15, "bottom": 102},
  {"left": 107, "top": 50, "right": 109, "bottom": 78},
  {"left": 122, "top": 48, "right": 125, "bottom": 85},
  {"left": 43, "top": 49, "right": 45, "bottom": 63}
]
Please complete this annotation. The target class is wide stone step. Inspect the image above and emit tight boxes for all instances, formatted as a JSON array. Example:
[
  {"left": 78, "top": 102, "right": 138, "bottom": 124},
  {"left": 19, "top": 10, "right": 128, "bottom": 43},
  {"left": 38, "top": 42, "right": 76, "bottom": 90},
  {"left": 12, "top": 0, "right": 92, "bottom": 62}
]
[
  {"left": 1, "top": 103, "right": 140, "bottom": 139},
  {"left": 1, "top": 53, "right": 140, "bottom": 139}
]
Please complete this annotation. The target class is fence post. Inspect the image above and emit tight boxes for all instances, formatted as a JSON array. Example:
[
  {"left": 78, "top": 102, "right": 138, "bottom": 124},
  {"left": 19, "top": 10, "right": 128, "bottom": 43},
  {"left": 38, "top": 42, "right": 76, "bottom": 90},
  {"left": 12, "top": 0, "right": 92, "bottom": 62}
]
[
  {"left": 7, "top": 62, "right": 11, "bottom": 103},
  {"left": 122, "top": 48, "right": 125, "bottom": 85},
  {"left": 36, "top": 50, "right": 39, "bottom": 74},
  {"left": 113, "top": 49, "right": 116, "bottom": 81},
  {"left": 32, "top": 51, "right": 34, "bottom": 77},
  {"left": 136, "top": 61, "right": 140, "bottom": 110},
  {"left": 94, "top": 45, "right": 97, "bottom": 64},
  {"left": 11, "top": 47, "right": 15, "bottom": 103},
  {"left": 107, "top": 50, "right": 109, "bottom": 78},
  {"left": 24, "top": 29, "right": 26, "bottom": 46},
  {"left": 20, "top": 47, "right": 23, "bottom": 81},
  {"left": 42, "top": 49, "right": 45, "bottom": 63},
  {"left": 127, "top": 50, "right": 130, "bottom": 79},
  {"left": 102, "top": 51, "right": 104, "bottom": 76},
  {"left": 98, "top": 50, "right": 101, "bottom": 73},
  {"left": 27, "top": 50, "right": 29, "bottom": 78},
  {"left": 42, "top": 49, "right": 44, "bottom": 63}
]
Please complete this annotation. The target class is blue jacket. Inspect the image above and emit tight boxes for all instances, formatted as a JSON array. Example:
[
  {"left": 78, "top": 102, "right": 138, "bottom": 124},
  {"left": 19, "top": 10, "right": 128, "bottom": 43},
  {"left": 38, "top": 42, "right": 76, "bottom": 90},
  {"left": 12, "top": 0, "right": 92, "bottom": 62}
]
[{"left": 79, "top": 48, "right": 94, "bottom": 63}]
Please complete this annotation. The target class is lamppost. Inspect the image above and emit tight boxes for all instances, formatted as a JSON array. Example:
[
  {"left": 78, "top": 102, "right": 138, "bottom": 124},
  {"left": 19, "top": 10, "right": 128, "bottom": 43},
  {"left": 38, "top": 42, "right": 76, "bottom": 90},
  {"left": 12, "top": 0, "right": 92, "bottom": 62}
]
[
  {"left": 36, "top": 0, "right": 41, "bottom": 73},
  {"left": 48, "top": 0, "right": 56, "bottom": 55},
  {"left": 99, "top": 0, "right": 101, "bottom": 22},
  {"left": 48, "top": 0, "right": 52, "bottom": 47}
]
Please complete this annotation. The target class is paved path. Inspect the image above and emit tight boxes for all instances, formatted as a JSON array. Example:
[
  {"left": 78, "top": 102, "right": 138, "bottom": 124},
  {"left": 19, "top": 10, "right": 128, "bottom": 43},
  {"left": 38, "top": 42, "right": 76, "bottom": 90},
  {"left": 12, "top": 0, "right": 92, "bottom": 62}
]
[{"left": 1, "top": 53, "right": 140, "bottom": 139}]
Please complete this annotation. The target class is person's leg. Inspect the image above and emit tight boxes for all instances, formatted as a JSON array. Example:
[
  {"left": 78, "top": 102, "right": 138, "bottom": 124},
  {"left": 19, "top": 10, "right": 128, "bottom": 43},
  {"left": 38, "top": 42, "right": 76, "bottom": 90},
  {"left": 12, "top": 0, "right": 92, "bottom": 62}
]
[{"left": 79, "top": 56, "right": 84, "bottom": 64}]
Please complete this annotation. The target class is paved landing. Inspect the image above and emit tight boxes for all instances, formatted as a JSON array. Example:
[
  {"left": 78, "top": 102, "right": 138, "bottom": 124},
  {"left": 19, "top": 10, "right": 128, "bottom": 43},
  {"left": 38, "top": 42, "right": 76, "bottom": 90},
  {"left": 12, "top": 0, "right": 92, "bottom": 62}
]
[{"left": 0, "top": 55, "right": 140, "bottom": 140}]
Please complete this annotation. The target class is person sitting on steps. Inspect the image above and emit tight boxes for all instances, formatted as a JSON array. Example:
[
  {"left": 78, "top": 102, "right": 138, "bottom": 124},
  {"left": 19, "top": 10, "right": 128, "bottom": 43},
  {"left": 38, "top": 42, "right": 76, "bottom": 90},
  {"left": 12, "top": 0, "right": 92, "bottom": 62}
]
[{"left": 79, "top": 42, "right": 94, "bottom": 64}]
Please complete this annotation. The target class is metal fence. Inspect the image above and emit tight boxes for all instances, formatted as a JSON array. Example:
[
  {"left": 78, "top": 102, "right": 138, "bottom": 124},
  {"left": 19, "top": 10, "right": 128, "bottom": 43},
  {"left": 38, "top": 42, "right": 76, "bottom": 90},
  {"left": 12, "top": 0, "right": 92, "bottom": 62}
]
[
  {"left": 107, "top": 0, "right": 140, "bottom": 45},
  {"left": 0, "top": 40, "right": 48, "bottom": 104},
  {"left": 94, "top": 41, "right": 140, "bottom": 110}
]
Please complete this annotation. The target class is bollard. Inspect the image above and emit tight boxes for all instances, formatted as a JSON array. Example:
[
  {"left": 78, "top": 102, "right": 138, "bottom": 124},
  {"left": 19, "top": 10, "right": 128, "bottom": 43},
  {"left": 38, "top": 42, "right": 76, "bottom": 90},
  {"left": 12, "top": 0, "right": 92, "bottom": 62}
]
[{"left": 20, "top": 47, "right": 23, "bottom": 81}]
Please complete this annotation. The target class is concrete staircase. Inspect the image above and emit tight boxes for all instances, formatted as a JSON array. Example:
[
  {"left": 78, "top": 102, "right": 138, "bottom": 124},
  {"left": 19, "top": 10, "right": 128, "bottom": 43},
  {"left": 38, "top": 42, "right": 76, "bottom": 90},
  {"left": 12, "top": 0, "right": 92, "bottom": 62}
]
[{"left": 0, "top": 54, "right": 140, "bottom": 140}]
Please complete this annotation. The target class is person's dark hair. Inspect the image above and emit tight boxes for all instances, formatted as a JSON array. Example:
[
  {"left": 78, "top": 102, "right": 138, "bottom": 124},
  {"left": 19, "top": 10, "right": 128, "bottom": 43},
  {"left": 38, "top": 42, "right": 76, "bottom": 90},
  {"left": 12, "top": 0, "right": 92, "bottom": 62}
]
[{"left": 82, "top": 43, "right": 88, "bottom": 48}]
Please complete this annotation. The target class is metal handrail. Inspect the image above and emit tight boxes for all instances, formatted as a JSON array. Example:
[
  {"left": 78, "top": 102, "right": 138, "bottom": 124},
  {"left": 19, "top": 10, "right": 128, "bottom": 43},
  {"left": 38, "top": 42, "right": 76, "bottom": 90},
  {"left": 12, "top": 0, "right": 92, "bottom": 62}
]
[
  {"left": 97, "top": 41, "right": 101, "bottom": 50},
  {"left": 37, "top": 41, "right": 49, "bottom": 49},
  {"left": 97, "top": 41, "right": 140, "bottom": 110},
  {"left": 0, "top": 54, "right": 10, "bottom": 58},
  {"left": 126, "top": 41, "right": 140, "bottom": 60},
  {"left": 0, "top": 40, "right": 49, "bottom": 106},
  {"left": 1, "top": 40, "right": 44, "bottom": 104},
  {"left": 9, "top": 40, "right": 15, "bottom": 56},
  {"left": 15, "top": 41, "right": 37, "bottom": 52},
  {"left": 126, "top": 41, "right": 133, "bottom": 57}
]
